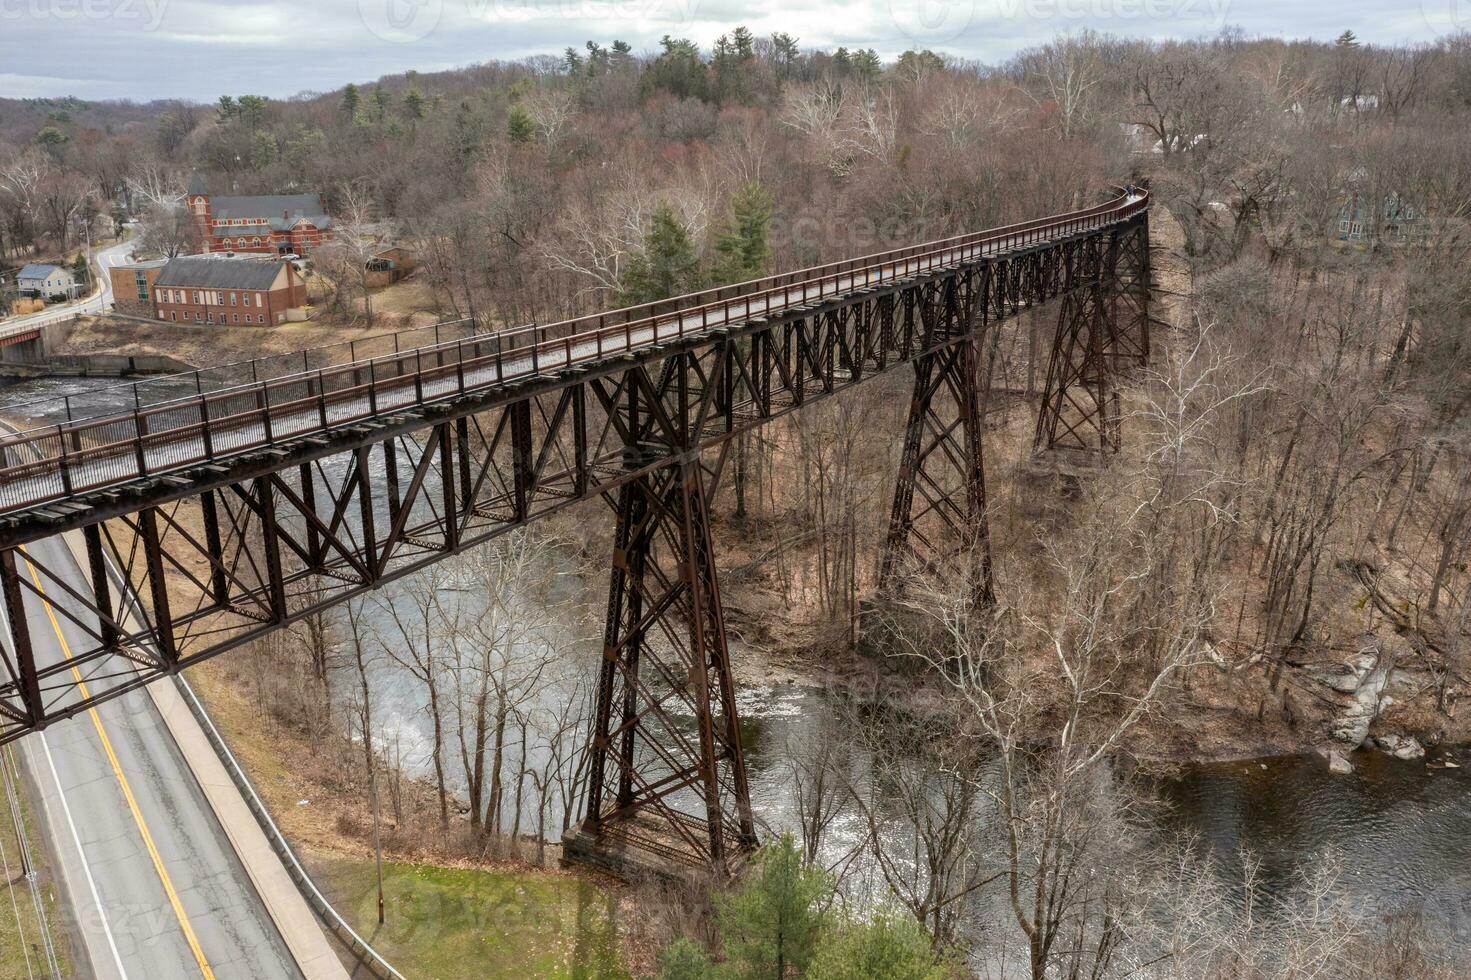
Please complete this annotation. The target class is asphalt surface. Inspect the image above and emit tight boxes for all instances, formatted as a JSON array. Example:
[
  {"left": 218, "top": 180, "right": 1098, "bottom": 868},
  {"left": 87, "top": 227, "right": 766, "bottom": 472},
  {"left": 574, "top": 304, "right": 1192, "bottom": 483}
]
[
  {"left": 1, "top": 236, "right": 136, "bottom": 338},
  {"left": 5, "top": 531, "right": 303, "bottom": 979}
]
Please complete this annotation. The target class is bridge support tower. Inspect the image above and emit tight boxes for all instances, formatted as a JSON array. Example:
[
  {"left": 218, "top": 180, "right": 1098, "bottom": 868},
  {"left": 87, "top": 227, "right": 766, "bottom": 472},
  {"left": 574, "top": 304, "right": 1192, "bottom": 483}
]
[
  {"left": 880, "top": 333, "right": 995, "bottom": 609},
  {"left": 567, "top": 359, "right": 757, "bottom": 879},
  {"left": 1033, "top": 219, "right": 1151, "bottom": 460}
]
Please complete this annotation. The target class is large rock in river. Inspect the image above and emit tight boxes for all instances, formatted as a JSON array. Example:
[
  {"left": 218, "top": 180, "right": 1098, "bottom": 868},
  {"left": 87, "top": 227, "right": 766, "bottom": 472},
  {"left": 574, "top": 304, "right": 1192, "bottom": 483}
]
[
  {"left": 1373, "top": 734, "right": 1426, "bottom": 760},
  {"left": 1321, "top": 639, "right": 1398, "bottom": 746}
]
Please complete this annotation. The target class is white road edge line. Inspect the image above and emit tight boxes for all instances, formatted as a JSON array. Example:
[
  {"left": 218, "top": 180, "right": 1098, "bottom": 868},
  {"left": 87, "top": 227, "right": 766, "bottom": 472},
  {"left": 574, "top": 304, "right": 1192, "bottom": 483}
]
[
  {"left": 0, "top": 421, "right": 130, "bottom": 980},
  {"left": 36, "top": 731, "right": 129, "bottom": 980}
]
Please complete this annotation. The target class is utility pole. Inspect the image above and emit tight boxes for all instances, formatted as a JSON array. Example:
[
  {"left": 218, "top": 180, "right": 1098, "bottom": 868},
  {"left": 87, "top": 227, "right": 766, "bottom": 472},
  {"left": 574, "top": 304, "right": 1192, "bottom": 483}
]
[{"left": 369, "top": 764, "right": 386, "bottom": 925}]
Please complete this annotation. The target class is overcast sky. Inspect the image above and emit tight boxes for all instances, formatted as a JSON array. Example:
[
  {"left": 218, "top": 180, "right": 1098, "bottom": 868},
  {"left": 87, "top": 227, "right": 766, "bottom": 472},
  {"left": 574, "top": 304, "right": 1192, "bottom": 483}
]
[{"left": 1, "top": 0, "right": 1463, "bottom": 102}]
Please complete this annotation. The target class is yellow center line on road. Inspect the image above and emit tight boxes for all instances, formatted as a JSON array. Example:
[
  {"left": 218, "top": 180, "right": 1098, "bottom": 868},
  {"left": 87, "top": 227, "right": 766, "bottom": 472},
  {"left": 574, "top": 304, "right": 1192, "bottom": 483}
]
[{"left": 19, "top": 545, "right": 217, "bottom": 980}]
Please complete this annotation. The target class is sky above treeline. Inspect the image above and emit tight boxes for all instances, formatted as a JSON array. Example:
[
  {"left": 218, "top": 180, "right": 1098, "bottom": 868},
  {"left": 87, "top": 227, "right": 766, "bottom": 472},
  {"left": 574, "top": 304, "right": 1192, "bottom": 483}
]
[{"left": 0, "top": 0, "right": 1461, "bottom": 101}]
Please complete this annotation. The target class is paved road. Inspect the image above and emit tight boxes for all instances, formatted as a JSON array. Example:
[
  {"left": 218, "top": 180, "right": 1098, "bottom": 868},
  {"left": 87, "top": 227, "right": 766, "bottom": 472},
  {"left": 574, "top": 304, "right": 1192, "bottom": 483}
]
[
  {"left": 1, "top": 235, "right": 136, "bottom": 337},
  {"left": 4, "top": 529, "right": 302, "bottom": 979}
]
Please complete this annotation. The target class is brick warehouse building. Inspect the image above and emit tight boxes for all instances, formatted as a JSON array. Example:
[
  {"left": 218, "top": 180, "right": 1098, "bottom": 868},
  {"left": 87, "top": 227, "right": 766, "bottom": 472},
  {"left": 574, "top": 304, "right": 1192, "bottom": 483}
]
[
  {"left": 107, "top": 258, "right": 168, "bottom": 317},
  {"left": 151, "top": 256, "right": 307, "bottom": 326},
  {"left": 187, "top": 174, "right": 333, "bottom": 256}
]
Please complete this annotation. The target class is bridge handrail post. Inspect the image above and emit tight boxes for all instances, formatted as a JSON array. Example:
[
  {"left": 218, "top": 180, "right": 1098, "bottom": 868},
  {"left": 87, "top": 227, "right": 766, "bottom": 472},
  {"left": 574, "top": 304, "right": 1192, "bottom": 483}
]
[
  {"left": 132, "top": 408, "right": 148, "bottom": 478},
  {"left": 495, "top": 338, "right": 504, "bottom": 382},
  {"left": 55, "top": 424, "right": 73, "bottom": 495},
  {"left": 368, "top": 360, "right": 378, "bottom": 416},
  {"left": 456, "top": 340, "right": 465, "bottom": 393},
  {"left": 317, "top": 370, "right": 328, "bottom": 429},
  {"left": 260, "top": 383, "right": 273, "bottom": 445},
  {"left": 200, "top": 395, "right": 214, "bottom": 459},
  {"left": 414, "top": 349, "right": 424, "bottom": 404}
]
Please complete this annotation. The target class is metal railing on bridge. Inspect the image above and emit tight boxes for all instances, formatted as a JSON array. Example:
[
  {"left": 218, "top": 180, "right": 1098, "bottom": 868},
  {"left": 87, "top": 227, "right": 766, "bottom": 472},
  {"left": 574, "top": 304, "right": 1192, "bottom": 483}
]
[{"left": 0, "top": 192, "right": 1147, "bottom": 519}]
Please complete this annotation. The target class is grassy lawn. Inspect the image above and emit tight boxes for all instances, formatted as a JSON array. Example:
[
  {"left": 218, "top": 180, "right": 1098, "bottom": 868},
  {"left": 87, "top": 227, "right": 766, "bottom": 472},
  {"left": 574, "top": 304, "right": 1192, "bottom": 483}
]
[
  {"left": 0, "top": 749, "right": 71, "bottom": 980},
  {"left": 312, "top": 852, "right": 630, "bottom": 980}
]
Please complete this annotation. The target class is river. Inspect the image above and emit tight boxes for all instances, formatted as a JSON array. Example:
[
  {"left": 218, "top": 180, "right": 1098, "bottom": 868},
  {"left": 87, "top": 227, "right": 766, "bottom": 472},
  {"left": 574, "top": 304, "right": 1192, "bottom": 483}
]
[{"left": 4, "top": 373, "right": 1468, "bottom": 954}]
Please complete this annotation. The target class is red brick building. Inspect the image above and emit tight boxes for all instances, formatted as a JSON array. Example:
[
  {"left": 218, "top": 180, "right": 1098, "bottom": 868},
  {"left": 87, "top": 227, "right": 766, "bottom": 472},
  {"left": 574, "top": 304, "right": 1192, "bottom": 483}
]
[
  {"left": 107, "top": 258, "right": 168, "bottom": 317},
  {"left": 187, "top": 174, "right": 333, "bottom": 256},
  {"left": 152, "top": 256, "right": 307, "bottom": 326}
]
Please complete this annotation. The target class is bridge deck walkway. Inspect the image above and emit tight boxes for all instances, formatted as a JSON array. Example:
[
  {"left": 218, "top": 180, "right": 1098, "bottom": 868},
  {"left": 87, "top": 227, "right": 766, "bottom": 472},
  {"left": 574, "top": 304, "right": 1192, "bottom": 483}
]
[{"left": 0, "top": 194, "right": 1146, "bottom": 520}]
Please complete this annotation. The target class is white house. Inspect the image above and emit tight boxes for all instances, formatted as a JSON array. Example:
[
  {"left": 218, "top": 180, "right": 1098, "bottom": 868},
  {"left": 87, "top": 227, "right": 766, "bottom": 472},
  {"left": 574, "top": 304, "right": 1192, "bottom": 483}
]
[{"left": 16, "top": 263, "right": 78, "bottom": 299}]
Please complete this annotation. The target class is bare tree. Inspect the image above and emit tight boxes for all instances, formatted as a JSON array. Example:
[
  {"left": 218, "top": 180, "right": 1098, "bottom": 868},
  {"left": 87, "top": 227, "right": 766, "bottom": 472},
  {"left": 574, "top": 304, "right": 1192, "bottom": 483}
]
[
  {"left": 1018, "top": 31, "right": 1105, "bottom": 141},
  {"left": 313, "top": 181, "right": 381, "bottom": 325},
  {"left": 136, "top": 201, "right": 199, "bottom": 258},
  {"left": 440, "top": 528, "right": 567, "bottom": 840},
  {"left": 375, "top": 561, "right": 455, "bottom": 827}
]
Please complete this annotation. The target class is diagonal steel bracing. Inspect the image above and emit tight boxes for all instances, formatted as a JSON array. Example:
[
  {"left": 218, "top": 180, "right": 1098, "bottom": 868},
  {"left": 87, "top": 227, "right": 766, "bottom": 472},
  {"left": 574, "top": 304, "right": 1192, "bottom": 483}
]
[{"left": 0, "top": 196, "right": 1150, "bottom": 873}]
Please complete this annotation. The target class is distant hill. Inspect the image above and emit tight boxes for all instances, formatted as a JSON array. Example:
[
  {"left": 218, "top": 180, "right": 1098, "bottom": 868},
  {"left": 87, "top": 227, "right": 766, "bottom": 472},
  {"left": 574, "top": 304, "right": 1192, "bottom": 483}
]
[{"left": 0, "top": 95, "right": 191, "bottom": 145}]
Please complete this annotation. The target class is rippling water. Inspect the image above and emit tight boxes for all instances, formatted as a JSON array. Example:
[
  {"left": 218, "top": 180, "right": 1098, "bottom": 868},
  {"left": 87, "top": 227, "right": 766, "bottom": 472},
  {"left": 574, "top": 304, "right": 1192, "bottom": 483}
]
[
  {"left": 7, "top": 373, "right": 1467, "bottom": 949},
  {"left": 1150, "top": 749, "right": 1471, "bottom": 945}
]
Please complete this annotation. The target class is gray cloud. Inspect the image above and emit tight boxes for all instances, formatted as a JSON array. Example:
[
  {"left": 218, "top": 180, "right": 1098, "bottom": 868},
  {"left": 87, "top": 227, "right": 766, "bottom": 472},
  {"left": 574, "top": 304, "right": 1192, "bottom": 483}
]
[{"left": 0, "top": 0, "right": 1457, "bottom": 101}]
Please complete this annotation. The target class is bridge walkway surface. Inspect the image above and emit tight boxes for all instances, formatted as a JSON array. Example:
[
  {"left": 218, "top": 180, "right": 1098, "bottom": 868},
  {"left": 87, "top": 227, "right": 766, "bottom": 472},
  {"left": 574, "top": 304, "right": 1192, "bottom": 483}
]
[
  {"left": 0, "top": 190, "right": 1151, "bottom": 880},
  {"left": 0, "top": 194, "right": 1147, "bottom": 519}
]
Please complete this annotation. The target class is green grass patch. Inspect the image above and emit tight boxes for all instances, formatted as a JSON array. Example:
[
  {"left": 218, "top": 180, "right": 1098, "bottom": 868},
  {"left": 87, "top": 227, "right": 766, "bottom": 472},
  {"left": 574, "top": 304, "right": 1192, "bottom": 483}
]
[
  {"left": 0, "top": 751, "right": 71, "bottom": 980},
  {"left": 312, "top": 853, "right": 630, "bottom": 980}
]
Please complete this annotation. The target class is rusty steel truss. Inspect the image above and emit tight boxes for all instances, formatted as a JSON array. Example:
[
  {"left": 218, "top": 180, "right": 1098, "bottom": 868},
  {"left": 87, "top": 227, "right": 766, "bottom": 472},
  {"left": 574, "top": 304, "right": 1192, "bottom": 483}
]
[{"left": 0, "top": 198, "right": 1149, "bottom": 875}]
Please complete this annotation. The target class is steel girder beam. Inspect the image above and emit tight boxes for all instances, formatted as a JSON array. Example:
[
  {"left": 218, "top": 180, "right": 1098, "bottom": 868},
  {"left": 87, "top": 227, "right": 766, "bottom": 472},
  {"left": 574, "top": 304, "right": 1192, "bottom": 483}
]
[
  {"left": 581, "top": 459, "right": 756, "bottom": 874},
  {"left": 879, "top": 264, "right": 996, "bottom": 608},
  {"left": 881, "top": 336, "right": 995, "bottom": 608},
  {"left": 0, "top": 213, "right": 1149, "bottom": 872},
  {"left": 1032, "top": 216, "right": 1151, "bottom": 457}
]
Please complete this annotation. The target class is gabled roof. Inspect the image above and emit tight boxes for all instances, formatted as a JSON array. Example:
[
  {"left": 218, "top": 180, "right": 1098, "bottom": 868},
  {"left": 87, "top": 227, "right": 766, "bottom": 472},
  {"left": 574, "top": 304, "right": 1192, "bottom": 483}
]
[
  {"left": 209, "top": 193, "right": 329, "bottom": 231},
  {"left": 17, "top": 263, "right": 66, "bottom": 279},
  {"left": 155, "top": 256, "right": 285, "bottom": 291}
]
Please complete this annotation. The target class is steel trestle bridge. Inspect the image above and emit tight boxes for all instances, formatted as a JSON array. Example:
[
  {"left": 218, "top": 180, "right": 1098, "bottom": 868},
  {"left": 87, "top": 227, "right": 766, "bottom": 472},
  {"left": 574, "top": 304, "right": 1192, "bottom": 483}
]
[{"left": 0, "top": 190, "right": 1150, "bottom": 874}]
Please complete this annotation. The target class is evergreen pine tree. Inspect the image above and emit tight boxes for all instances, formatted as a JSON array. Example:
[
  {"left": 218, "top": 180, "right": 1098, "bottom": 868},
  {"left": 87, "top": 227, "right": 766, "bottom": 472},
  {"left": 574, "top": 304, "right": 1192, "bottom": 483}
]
[
  {"left": 403, "top": 87, "right": 426, "bottom": 120},
  {"left": 807, "top": 910, "right": 952, "bottom": 980},
  {"left": 716, "top": 835, "right": 829, "bottom": 980},
  {"left": 620, "top": 203, "right": 703, "bottom": 305},
  {"left": 507, "top": 104, "right": 535, "bottom": 144},
  {"left": 340, "top": 83, "right": 360, "bottom": 118},
  {"left": 713, "top": 181, "right": 772, "bottom": 285}
]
